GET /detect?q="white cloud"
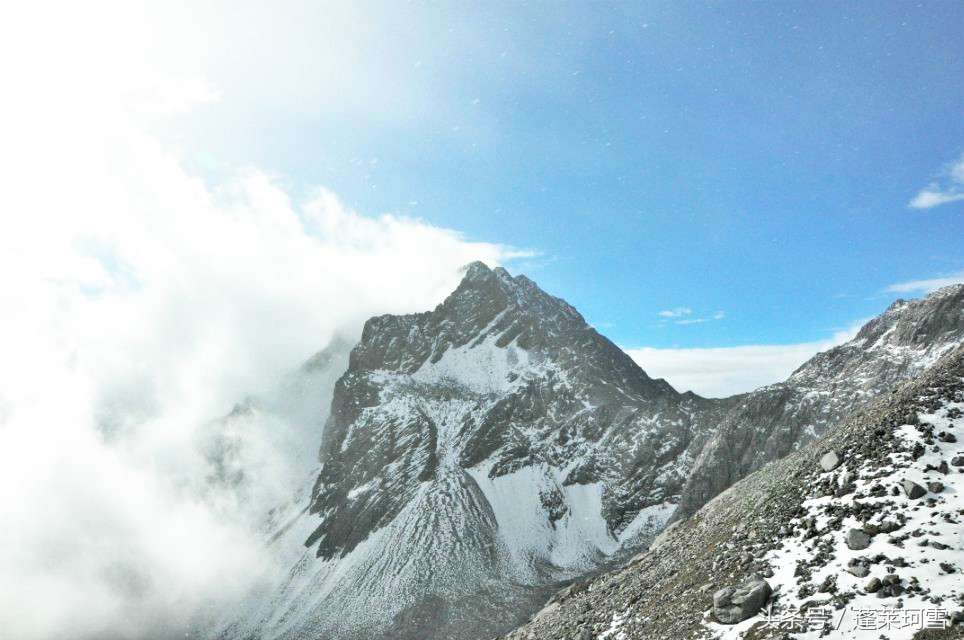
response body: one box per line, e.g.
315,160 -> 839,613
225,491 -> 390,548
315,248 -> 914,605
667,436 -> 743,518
625,324 -> 863,398
908,153 -> 964,209
664,310 -> 726,325
0,147 -> 515,640
908,187 -> 964,210
0,12 -> 521,638
953,157 -> 964,184
886,270 -> 964,294
126,74 -> 222,116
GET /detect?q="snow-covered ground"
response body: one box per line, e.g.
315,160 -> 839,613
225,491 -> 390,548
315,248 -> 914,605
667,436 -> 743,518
710,400 -> 963,639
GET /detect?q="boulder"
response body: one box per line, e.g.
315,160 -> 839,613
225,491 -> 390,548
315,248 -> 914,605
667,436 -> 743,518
902,480 -> 927,499
928,481 -> 945,493
819,451 -> 842,472
713,575 -> 772,625
952,455 -> 964,467
878,520 -> 901,534
846,557 -> 872,578
846,528 -> 873,551
868,574 -> 905,598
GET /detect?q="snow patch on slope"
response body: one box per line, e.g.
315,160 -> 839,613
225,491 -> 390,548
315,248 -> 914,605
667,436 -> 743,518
618,501 -> 677,544
709,399 -> 964,639
413,336 -> 532,394
466,460 -> 620,576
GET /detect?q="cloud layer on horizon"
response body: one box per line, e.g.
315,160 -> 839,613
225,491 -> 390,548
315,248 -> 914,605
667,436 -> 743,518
625,323 -> 863,398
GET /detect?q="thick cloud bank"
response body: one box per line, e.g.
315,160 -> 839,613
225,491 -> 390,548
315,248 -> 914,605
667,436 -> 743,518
0,43 -> 517,640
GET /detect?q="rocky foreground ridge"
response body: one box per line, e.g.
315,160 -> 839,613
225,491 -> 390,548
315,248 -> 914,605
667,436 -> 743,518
499,346 -> 964,640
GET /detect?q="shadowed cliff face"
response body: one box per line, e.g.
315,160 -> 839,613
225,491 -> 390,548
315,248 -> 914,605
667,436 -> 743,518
307,262 -> 727,559
678,284 -> 964,518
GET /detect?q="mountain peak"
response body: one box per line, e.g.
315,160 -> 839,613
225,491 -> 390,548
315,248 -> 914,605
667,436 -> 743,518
460,260 -> 495,281
851,283 -> 964,349
455,261 -> 539,300
929,281 -> 964,299
458,260 -> 515,288
351,264 -> 673,408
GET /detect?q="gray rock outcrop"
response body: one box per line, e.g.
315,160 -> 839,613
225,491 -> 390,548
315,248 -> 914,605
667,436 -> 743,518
712,576 -> 772,624
902,479 -> 927,499
846,528 -> 872,550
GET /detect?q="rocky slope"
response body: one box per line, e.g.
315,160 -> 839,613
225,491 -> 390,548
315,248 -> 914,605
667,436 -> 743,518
499,345 -> 964,640
217,262 -> 734,640
678,285 -> 964,518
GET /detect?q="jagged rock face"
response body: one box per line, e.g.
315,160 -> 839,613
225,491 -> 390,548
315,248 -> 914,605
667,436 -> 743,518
309,263 -> 725,557
678,284 -> 964,517
226,263 -> 729,640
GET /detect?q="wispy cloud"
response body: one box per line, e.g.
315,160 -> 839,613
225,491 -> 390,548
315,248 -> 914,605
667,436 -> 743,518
659,308 -> 726,325
886,270 -> 964,294
625,322 -> 864,398
909,152 -> 964,209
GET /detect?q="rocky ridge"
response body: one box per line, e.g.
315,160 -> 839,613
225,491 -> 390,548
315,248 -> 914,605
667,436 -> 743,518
499,345 -> 964,640
679,285 -> 964,518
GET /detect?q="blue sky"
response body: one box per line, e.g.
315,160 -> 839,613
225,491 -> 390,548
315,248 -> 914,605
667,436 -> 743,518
146,1 -> 964,353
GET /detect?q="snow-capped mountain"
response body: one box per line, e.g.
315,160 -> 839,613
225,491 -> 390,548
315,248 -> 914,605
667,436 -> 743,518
219,262 -> 731,640
217,269 -> 964,640
678,284 -> 964,518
